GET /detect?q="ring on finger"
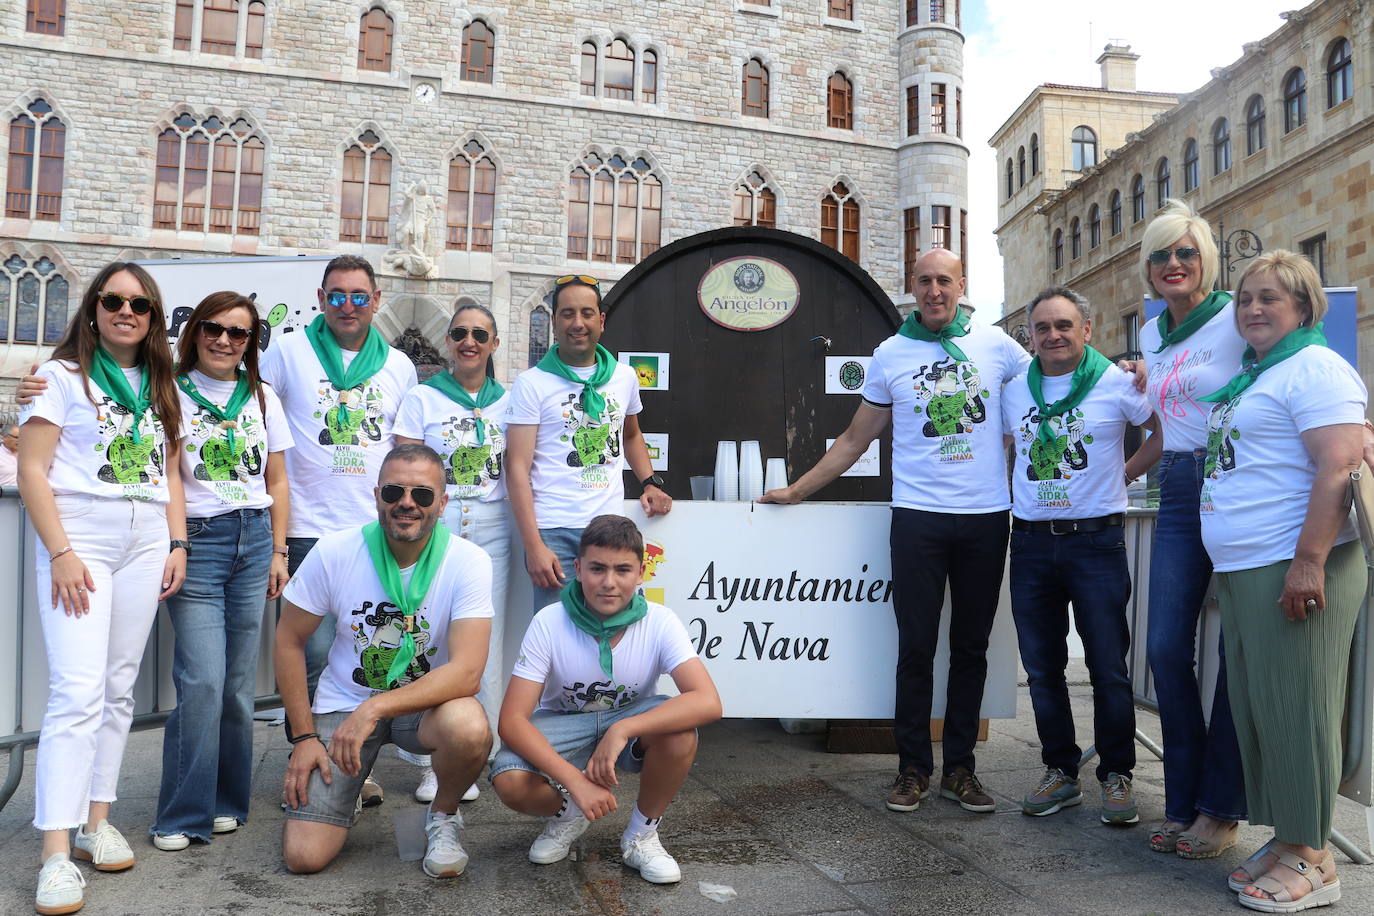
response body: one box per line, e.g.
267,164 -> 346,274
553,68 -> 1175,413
1305,597 -> 1318,609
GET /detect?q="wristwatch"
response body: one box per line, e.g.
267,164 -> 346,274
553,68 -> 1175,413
641,473 -> 667,492
169,539 -> 192,556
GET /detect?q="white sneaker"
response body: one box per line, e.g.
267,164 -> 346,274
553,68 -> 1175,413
361,775 -> 384,808
422,807 -> 468,878
36,853 -> 86,916
211,816 -> 238,834
415,767 -> 438,803
461,783 -> 480,802
152,834 -> 190,852
527,811 -> 589,865
72,820 -> 134,872
621,830 -> 681,884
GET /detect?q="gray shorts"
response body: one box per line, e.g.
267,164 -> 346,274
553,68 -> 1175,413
489,695 -> 671,782
284,710 -> 431,828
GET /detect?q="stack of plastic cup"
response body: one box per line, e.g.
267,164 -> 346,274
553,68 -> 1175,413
739,441 -> 764,501
714,441 -> 739,501
764,458 -> 788,492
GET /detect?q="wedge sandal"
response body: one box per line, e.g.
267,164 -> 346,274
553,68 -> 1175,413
1177,820 -> 1238,859
1148,820 -> 1187,853
1229,839 -> 1279,892
1237,850 -> 1340,913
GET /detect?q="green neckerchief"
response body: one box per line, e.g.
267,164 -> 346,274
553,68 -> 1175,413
537,343 -> 616,422
90,346 -> 151,445
560,579 -> 648,680
361,520 -> 452,689
1027,345 -> 1112,446
304,314 -> 390,430
897,306 -> 972,362
176,371 -> 254,454
423,373 -> 506,446
1200,323 -> 1328,405
1150,290 -> 1232,354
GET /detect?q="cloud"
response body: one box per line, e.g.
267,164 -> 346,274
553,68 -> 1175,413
964,0 -> 1297,318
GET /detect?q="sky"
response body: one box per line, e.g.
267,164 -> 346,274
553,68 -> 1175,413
963,0 -> 1300,319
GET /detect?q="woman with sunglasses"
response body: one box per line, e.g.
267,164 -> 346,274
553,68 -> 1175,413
394,303 -> 510,802
1137,200 -> 1248,861
17,262 -> 186,915
150,291 -> 293,852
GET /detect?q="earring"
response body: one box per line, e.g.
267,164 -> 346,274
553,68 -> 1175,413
89,319 -> 97,333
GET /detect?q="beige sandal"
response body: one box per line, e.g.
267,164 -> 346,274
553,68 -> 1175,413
1229,839 -> 1278,892
1238,850 -> 1340,913
1176,820 -> 1238,859
1148,820 -> 1187,853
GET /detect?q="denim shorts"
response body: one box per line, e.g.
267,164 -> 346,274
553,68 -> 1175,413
489,695 -> 671,781
283,710 -> 431,828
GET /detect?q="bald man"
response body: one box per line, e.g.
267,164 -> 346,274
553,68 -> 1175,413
761,249 -> 1030,815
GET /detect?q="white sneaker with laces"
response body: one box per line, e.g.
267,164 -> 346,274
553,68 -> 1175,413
621,830 -> 682,884
36,853 -> 86,916
414,768 -> 438,803
152,834 -> 190,852
211,816 -> 238,834
72,820 -> 134,872
422,807 -> 468,878
461,783 -> 480,802
527,811 -> 589,865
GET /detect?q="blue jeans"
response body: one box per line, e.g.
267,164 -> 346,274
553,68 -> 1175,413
154,509 -> 272,840
1010,524 -> 1135,782
1146,450 -> 1247,823
532,526 -> 584,613
286,536 -> 331,704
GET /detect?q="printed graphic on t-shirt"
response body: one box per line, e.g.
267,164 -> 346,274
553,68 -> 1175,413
1011,405 -> 1092,509
436,414 -> 505,498
313,379 -> 385,476
1151,346 -> 1217,423
559,677 -> 637,711
182,402 -> 266,506
911,357 -> 989,461
347,598 -> 437,692
558,391 -> 625,490
1200,399 -> 1241,514
93,399 -> 166,500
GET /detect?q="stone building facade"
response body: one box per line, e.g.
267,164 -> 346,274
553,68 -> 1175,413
990,0 -> 1374,386
0,0 -> 970,406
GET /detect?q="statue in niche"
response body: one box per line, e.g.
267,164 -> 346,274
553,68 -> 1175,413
392,326 -> 449,381
383,182 -> 438,278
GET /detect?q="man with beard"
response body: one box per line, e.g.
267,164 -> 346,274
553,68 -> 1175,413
274,444 -> 493,877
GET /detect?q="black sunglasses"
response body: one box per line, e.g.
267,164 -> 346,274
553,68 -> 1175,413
1147,246 -> 1201,265
379,484 -> 437,507
199,319 -> 253,344
98,292 -> 154,315
448,326 -> 491,344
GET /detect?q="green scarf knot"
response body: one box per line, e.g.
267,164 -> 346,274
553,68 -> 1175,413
897,307 -> 972,362
304,315 -> 390,431
537,343 -> 616,422
361,520 -> 452,689
1200,323 -> 1328,405
560,579 -> 648,680
90,346 -> 152,444
422,373 -> 506,446
1027,346 -> 1112,446
176,372 -> 254,454
1150,290 -> 1231,354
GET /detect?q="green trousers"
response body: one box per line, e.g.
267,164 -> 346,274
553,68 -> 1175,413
1215,538 -> 1366,848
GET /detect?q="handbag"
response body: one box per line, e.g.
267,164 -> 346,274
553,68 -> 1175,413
1349,461 -> 1374,554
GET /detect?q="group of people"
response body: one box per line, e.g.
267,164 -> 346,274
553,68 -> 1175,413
9,196 -> 1368,915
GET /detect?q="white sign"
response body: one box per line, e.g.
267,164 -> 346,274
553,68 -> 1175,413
642,432 -> 669,471
825,356 -> 871,394
826,438 -> 880,477
631,502 -> 1018,719
618,352 -> 671,391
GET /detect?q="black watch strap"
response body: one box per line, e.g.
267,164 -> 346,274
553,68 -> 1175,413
641,473 -> 666,491
169,538 -> 192,555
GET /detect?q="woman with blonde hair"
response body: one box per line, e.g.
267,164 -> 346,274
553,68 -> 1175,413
1200,250 -> 1365,911
1137,200 -> 1248,860
18,261 -> 187,915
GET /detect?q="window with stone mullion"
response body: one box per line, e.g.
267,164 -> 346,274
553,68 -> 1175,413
5,101 -> 66,222
0,254 -> 70,345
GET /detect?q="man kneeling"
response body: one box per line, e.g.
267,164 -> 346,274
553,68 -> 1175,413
276,444 -> 494,877
492,515 -> 721,884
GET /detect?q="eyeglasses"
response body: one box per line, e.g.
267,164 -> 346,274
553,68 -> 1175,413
379,484 -> 437,507
1147,246 -> 1201,265
98,292 -> 154,315
323,290 -> 374,308
199,319 -> 252,344
448,326 -> 491,344
555,275 -> 601,289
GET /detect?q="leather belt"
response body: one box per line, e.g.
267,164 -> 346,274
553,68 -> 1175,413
1012,513 -> 1124,535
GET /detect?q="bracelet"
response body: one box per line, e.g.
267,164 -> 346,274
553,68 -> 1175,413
272,545 -> 289,556
287,731 -> 321,745
49,546 -> 73,563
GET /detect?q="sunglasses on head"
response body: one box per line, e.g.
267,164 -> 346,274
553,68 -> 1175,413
98,292 -> 154,315
1147,246 -> 1201,265
199,319 -> 252,344
448,326 -> 491,344
379,484 -> 437,507
323,290 -> 373,308
555,274 -> 600,289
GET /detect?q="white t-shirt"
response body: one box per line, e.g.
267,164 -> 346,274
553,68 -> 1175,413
177,370 -> 294,518
283,526 -> 495,714
1003,363 -> 1153,520
1199,346 -> 1366,572
1140,299 -> 1248,452
260,331 -> 417,538
861,320 -> 1031,513
512,601 -> 698,713
19,360 -> 172,503
508,361 -> 643,528
393,382 -> 511,502
0,445 -> 16,487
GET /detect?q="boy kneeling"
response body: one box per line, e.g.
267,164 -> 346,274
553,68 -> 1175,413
492,515 -> 721,883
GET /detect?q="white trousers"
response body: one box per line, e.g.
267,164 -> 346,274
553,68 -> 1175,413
33,495 -> 168,830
